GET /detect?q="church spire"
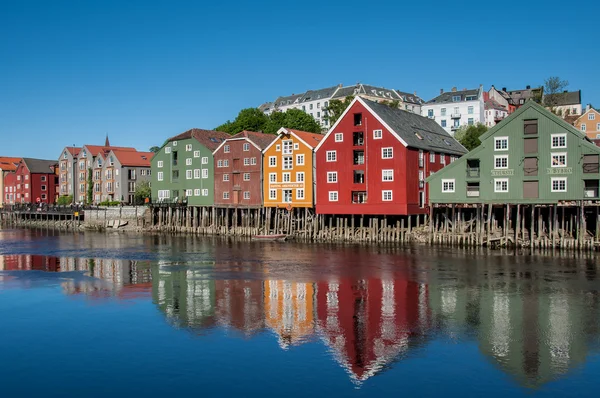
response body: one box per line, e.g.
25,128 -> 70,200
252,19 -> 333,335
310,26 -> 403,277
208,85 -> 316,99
105,134 -> 110,147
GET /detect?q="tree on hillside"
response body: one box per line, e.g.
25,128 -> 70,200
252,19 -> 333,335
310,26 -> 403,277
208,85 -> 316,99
454,124 -> 488,151
264,108 -> 321,134
214,120 -> 237,134
149,146 -> 160,153
324,96 -> 354,126
543,76 -> 569,113
215,108 -> 269,135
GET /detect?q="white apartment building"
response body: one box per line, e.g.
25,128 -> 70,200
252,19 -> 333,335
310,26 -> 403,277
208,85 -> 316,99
484,99 -> 509,128
421,86 -> 485,136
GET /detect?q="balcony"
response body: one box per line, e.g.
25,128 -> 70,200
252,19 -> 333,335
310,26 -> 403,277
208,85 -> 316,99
451,125 -> 460,131
451,112 -> 461,119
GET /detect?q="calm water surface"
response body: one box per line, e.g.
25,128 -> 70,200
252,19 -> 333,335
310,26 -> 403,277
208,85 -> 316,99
1,228 -> 600,397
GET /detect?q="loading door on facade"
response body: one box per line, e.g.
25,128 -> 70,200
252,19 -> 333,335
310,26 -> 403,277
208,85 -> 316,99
523,181 -> 539,199
233,191 -> 239,205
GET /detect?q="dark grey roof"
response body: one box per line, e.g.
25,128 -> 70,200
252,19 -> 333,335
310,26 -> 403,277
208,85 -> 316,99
363,99 -> 467,155
258,102 -> 273,113
361,85 -> 401,100
300,86 -> 339,102
21,158 -> 57,173
544,90 -> 581,106
506,86 -> 543,105
425,88 -> 480,105
331,85 -> 357,99
396,90 -> 424,105
274,93 -> 305,107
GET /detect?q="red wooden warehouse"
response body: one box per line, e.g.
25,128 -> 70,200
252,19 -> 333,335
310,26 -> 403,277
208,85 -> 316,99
10,158 -> 59,204
315,97 -> 466,215
213,131 -> 276,207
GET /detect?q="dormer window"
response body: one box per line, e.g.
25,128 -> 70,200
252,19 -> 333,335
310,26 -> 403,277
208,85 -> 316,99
452,95 -> 461,102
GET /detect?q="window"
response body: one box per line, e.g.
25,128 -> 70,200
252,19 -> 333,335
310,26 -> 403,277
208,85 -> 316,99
186,170 -> 193,179
251,157 -> 257,165
293,143 -> 299,150
551,177 -> 567,192
296,172 -> 304,182
430,152 -> 436,163
582,124 -> 587,132
551,153 -> 567,167
194,169 -> 200,179
217,160 -> 223,168
194,189 -> 201,196
441,120 -> 447,127
427,109 -> 434,117
589,113 -> 596,120
296,154 -> 305,165
223,192 -> 230,199
452,95 -> 461,102
597,123 -> 600,131
382,169 -> 393,181
201,157 -> 208,165
373,129 -> 382,139
165,147 -> 171,154
269,156 -> 276,167
524,119 -> 538,134
223,160 -> 229,167
329,191 -> 338,201
283,156 -> 293,170
243,173 -> 250,181
194,150 -> 200,158
442,179 -> 455,193
494,137 -> 508,151
172,141 -> 177,146
276,144 -> 281,152
494,178 -> 509,192
551,134 -> 567,148
382,147 -> 393,159
185,189 -> 193,197
494,155 -> 508,169
335,133 -> 343,142
283,140 -> 293,154
468,106 -> 474,114
224,145 -> 230,153
310,104 -> 313,110
269,189 -> 277,200
202,189 -> 208,196
296,189 -> 305,200
243,143 -> 250,151
41,185 -> 47,191
354,113 -> 362,126
186,158 -> 192,166
269,173 -> 277,183
244,158 -> 250,166
202,169 -> 208,179
441,108 -> 446,116
327,172 -> 337,183
186,144 -> 192,151
223,174 -> 230,181
468,118 -> 474,125
440,153 -> 446,164
243,191 -> 250,200
41,176 -> 46,182
157,172 -> 164,181
282,173 -> 291,182
382,190 -> 393,201
326,151 -> 337,162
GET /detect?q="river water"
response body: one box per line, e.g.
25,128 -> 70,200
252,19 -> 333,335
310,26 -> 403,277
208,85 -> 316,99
1,228 -> 599,397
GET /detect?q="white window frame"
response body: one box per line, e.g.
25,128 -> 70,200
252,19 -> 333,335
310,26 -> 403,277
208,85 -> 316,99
283,156 -> 293,170
223,160 -> 229,167
494,136 -> 509,151
269,189 -> 277,200
494,155 -> 508,169
251,157 -> 257,165
589,113 -> 596,120
329,191 -> 338,202
276,144 -> 281,152
430,152 -> 435,163
157,160 -> 163,168
382,190 -> 393,201
244,158 -> 250,166
194,189 -> 201,196
224,145 -> 230,153
223,174 -> 230,182
186,158 -> 192,166
185,170 -> 192,179
293,143 -> 299,150
165,147 -> 171,154
269,173 -> 277,183
296,189 -> 305,200
327,172 -> 337,183
551,133 -> 567,149
269,156 -> 276,167
172,141 -> 177,147
185,189 -> 193,197
201,157 -> 208,165
202,169 -> 208,179
326,150 -> 337,162
243,173 -> 250,181
243,191 -> 250,199
296,172 -> 304,182
373,129 -> 382,139
223,191 -> 230,199
217,160 -> 223,168
551,152 -> 567,168
382,147 -> 393,159
551,177 -> 567,192
194,150 -> 200,158
582,124 -> 587,132
157,172 -> 164,181
282,172 -> 291,182
194,169 -> 200,179
202,189 -> 208,196
382,169 -> 393,181
441,179 -> 455,193
334,133 -> 343,142
282,140 -> 293,155
494,178 -> 509,193
243,143 -> 250,151
186,144 -> 193,151
296,154 -> 305,166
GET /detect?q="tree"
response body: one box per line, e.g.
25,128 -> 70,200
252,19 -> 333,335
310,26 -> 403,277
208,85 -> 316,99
215,120 -> 237,134
215,108 -> 269,135
56,195 -> 73,206
134,181 -> 152,205
543,76 -> 569,114
264,108 -> 321,134
380,100 -> 400,109
324,96 -> 354,126
454,124 -> 488,151
149,146 -> 160,153
86,168 -> 93,204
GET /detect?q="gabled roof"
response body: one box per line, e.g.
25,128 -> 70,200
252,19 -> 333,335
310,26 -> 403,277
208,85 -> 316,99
263,128 -> 323,153
544,90 -> 581,106
485,99 -> 507,111
574,108 -> 600,125
425,87 -> 481,105
0,157 -> 22,172
20,158 -> 57,174
274,93 -> 305,107
83,145 -> 136,158
168,128 -> 231,151
230,130 -> 277,150
111,150 -> 153,167
61,147 -> 81,157
396,90 -> 424,105
300,86 -> 339,103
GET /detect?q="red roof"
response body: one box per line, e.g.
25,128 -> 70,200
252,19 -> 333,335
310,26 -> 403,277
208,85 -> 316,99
286,129 -> 323,148
229,130 -> 277,150
112,151 -> 153,167
83,145 -> 136,157
168,128 -> 231,151
0,157 -> 22,172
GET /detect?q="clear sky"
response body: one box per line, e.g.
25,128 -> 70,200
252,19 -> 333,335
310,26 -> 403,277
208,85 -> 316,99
1,0 -> 597,159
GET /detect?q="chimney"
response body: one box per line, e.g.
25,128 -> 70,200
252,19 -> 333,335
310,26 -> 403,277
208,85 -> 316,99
451,87 -> 457,92
586,104 -> 591,111
440,88 -> 444,94
414,91 -> 417,96
526,85 -> 531,89
502,87 -> 507,92
339,83 -> 343,87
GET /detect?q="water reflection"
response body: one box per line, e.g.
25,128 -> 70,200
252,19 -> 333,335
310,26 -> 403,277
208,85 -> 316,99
1,238 -> 600,390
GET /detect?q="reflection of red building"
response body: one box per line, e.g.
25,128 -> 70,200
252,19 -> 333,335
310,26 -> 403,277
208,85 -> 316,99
316,274 -> 428,383
0,254 -> 59,271
215,278 -> 265,335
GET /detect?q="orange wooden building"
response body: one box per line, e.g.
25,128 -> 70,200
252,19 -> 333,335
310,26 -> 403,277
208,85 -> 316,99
262,127 -> 322,208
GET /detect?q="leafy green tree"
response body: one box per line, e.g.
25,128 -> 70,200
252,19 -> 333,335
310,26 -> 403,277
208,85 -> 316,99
56,195 -> 73,206
149,146 -> 160,153
215,120 -> 237,134
86,168 -> 93,204
324,96 -> 354,126
215,108 -> 269,135
134,181 -> 152,205
264,108 -> 321,134
454,124 -> 488,151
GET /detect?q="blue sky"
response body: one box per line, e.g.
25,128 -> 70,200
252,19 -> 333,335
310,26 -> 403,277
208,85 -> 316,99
1,0 -> 597,159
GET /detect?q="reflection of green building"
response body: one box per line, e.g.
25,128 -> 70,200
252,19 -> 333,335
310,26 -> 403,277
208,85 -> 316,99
428,266 -> 598,389
151,262 -> 216,331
